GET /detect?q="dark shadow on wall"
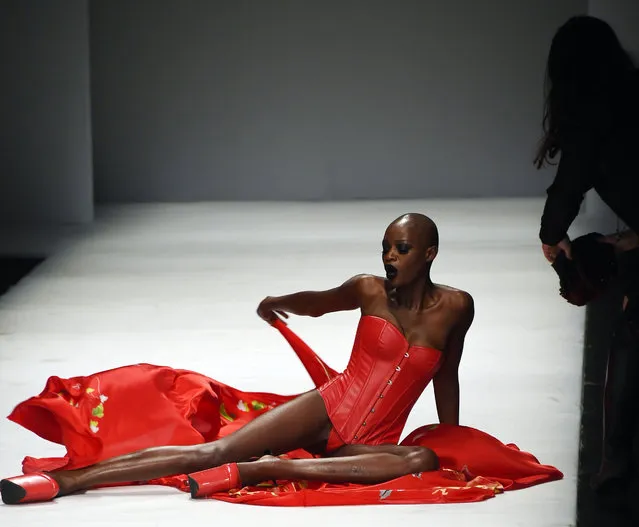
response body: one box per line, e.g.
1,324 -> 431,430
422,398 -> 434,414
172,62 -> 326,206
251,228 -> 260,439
0,257 -> 45,297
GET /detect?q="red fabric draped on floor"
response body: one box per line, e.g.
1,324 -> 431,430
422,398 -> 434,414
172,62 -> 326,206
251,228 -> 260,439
6,320 -> 563,506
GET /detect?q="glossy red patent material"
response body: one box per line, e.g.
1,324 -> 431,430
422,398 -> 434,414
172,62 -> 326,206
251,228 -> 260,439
0,472 -> 59,504
188,463 -> 241,498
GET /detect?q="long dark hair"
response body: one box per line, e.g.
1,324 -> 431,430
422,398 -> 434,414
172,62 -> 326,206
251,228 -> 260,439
534,16 -> 635,169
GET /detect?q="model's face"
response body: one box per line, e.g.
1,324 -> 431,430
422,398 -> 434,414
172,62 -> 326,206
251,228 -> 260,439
381,221 -> 436,287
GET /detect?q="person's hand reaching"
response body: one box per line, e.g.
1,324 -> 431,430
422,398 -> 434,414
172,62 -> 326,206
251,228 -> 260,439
542,236 -> 572,263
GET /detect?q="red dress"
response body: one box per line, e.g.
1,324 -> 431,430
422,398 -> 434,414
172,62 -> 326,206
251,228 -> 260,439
5,317 -> 563,506
319,315 -> 443,451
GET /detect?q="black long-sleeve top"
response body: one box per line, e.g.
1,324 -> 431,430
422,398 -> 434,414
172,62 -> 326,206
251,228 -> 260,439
539,71 -> 639,246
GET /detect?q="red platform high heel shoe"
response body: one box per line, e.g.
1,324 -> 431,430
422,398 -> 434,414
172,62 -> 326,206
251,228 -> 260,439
1,473 -> 60,504
187,463 -> 241,498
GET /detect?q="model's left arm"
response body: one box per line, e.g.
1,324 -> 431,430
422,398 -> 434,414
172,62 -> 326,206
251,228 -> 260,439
433,292 -> 475,425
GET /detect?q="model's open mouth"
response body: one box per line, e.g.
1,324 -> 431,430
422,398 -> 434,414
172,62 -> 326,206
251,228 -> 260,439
384,264 -> 398,280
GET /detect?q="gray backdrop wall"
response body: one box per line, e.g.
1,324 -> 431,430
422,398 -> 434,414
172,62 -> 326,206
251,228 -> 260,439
10,0 -> 631,226
90,0 -> 586,203
0,0 -> 93,226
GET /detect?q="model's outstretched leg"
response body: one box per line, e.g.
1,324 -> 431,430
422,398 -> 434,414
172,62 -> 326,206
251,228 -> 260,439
188,443 -> 438,497
1,390 -> 330,504
241,444 -> 438,485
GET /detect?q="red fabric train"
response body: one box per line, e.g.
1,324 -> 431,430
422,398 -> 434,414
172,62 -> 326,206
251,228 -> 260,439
6,320 -> 563,506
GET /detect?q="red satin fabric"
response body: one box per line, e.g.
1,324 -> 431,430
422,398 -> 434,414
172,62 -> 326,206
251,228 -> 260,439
6,318 -> 563,506
319,315 -> 442,449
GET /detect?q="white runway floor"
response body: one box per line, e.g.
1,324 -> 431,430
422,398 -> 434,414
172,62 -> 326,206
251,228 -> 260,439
0,199 -> 587,527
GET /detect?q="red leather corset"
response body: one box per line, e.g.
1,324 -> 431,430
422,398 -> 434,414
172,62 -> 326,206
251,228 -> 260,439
318,315 -> 443,446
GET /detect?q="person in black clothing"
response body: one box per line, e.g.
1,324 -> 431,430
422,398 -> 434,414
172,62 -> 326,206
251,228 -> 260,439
534,15 -> 639,506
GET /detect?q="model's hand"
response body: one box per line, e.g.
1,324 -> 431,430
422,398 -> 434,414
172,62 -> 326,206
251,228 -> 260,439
542,237 -> 572,263
257,296 -> 289,324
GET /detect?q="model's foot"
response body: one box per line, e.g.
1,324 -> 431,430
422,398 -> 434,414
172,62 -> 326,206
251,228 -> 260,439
188,463 -> 242,498
0,473 -> 60,505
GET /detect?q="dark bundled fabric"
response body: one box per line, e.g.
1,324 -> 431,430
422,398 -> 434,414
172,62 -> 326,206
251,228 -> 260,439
551,233 -> 618,306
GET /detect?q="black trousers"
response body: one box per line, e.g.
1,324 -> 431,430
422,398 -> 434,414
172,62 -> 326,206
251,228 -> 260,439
618,248 -> 639,335
603,312 -> 639,471
601,248 -> 639,481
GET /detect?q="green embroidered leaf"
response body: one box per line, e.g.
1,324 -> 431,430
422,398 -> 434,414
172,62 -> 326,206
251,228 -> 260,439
92,403 -> 104,418
219,403 -> 235,421
251,401 -> 266,411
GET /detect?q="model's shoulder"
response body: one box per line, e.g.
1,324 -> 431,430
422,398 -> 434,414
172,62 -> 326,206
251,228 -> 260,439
346,274 -> 384,286
345,274 -> 382,291
439,285 -> 474,314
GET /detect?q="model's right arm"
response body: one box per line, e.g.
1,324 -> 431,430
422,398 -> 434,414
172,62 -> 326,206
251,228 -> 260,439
257,274 -> 372,322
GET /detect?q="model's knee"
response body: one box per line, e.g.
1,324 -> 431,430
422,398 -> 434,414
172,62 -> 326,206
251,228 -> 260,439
405,447 -> 439,473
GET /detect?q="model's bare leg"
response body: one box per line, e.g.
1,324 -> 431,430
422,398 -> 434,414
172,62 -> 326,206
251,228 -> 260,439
50,390 -> 330,495
238,444 -> 439,486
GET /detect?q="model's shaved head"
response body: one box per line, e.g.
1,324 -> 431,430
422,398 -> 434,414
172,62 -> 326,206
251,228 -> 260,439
390,213 -> 439,248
